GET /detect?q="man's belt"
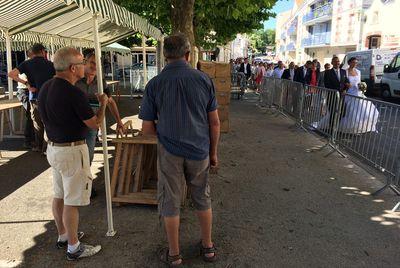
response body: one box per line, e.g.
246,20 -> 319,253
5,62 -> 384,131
48,140 -> 86,147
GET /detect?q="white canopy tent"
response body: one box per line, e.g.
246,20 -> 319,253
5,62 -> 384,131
102,42 -> 131,82
0,0 -> 165,236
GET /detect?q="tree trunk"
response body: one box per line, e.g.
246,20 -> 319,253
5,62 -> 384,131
170,0 -> 197,67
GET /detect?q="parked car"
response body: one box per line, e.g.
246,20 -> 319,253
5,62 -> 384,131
342,48 -> 400,95
381,52 -> 400,99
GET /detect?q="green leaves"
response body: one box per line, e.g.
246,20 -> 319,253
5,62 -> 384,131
113,0 -> 277,49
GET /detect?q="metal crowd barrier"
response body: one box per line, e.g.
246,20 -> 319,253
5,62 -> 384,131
260,77 -> 400,198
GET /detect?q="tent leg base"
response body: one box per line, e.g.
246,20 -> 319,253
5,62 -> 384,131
106,230 -> 117,237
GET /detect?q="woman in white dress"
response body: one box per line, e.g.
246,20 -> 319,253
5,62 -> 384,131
339,57 -> 379,134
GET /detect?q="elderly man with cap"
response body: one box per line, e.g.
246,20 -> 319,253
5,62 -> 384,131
38,47 -> 108,261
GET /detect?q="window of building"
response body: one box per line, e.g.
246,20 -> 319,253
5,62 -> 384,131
368,35 -> 381,49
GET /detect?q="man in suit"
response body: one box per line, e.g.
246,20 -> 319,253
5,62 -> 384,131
281,62 -> 295,81
238,57 -> 252,80
323,56 -> 350,133
294,60 -> 311,84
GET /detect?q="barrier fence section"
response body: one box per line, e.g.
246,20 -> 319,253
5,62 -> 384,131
261,77 -> 400,197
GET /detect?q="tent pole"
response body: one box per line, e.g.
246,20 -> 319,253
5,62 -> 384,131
5,31 -> 13,100
93,13 -> 116,237
122,55 -> 126,88
5,30 -> 14,131
110,51 -> 114,80
142,36 -> 147,87
50,36 -> 55,61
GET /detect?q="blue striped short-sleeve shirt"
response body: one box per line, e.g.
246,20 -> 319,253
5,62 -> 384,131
139,60 -> 217,160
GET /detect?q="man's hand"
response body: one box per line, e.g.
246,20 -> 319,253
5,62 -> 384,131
210,153 -> 218,173
96,93 -> 108,106
28,86 -> 38,93
116,121 -> 126,136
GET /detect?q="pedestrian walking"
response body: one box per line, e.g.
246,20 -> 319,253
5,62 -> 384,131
323,56 -> 350,132
38,47 -> 108,261
139,33 -> 220,266
272,61 -> 285,78
8,43 -> 55,153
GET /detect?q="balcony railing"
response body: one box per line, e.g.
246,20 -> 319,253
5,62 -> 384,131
302,3 -> 333,24
286,42 -> 296,51
287,25 -> 297,36
281,32 -> 287,40
302,32 -> 331,47
279,45 -> 286,52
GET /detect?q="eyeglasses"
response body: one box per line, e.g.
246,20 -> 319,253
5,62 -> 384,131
71,59 -> 86,66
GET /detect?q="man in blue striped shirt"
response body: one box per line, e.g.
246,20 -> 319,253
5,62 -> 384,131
139,33 -> 220,266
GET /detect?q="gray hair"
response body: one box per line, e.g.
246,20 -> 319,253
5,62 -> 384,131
53,47 -> 81,71
163,33 -> 191,59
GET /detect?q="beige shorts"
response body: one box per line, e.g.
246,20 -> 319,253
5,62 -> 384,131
46,143 -> 93,206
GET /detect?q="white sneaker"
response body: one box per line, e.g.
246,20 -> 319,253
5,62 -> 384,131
66,243 -> 101,261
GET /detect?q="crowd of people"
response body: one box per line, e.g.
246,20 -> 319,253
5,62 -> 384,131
230,55 -> 379,134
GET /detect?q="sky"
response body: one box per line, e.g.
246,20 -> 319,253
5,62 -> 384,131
263,0 -> 294,30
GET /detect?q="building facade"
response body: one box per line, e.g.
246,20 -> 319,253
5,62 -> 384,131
230,34 -> 250,59
275,0 -> 400,65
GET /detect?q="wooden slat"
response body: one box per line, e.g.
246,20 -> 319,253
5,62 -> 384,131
124,144 -> 136,194
133,144 -> 144,192
112,191 -> 158,205
112,135 -> 157,144
0,99 -> 22,112
117,143 -> 130,195
110,142 -> 122,197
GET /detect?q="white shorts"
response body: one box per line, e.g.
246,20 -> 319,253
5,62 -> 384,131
46,143 -> 93,206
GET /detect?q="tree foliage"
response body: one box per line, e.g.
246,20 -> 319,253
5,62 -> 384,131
113,0 -> 277,49
249,29 -> 276,53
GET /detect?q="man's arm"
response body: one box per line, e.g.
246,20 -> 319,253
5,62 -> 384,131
106,97 -> 124,133
142,120 -> 156,135
83,94 -> 108,129
208,110 -> 220,168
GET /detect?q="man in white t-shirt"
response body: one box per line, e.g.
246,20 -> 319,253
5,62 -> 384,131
272,61 -> 285,79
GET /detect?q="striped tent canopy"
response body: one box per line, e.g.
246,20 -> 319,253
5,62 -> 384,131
0,0 -> 163,51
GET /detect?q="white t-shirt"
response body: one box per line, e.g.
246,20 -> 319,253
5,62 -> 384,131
272,68 -> 285,79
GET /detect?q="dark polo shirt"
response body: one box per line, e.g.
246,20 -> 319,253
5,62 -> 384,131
38,77 -> 94,143
139,60 -> 217,161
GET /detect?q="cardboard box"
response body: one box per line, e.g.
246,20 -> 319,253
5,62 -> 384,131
215,62 -> 231,78
198,60 -> 215,78
220,119 -> 230,133
218,105 -> 229,121
213,77 -> 231,92
216,91 -> 230,105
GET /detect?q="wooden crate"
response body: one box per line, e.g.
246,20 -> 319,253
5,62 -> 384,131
212,77 -> 231,92
110,135 -> 159,205
218,105 -> 229,121
198,60 -> 215,78
215,62 -> 230,78
216,91 -> 230,105
220,119 -> 230,133
110,135 -> 187,205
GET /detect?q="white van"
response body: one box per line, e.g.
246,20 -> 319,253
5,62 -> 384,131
381,52 -> 400,98
342,48 -> 400,94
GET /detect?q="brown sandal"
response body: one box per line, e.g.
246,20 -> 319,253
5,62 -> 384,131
158,248 -> 183,267
198,241 -> 217,263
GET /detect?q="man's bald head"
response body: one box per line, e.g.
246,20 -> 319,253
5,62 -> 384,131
53,47 -> 82,72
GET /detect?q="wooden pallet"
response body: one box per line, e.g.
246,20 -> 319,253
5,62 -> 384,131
110,135 -> 158,205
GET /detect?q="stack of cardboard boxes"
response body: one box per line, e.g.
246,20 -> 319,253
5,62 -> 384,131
199,60 -> 231,133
